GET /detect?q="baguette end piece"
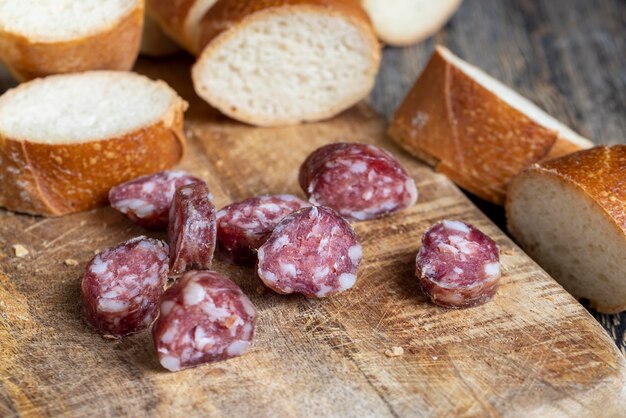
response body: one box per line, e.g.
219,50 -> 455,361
390,46 -> 592,205
506,146 -> 626,314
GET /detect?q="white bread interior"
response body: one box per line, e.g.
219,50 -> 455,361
438,47 -> 592,149
192,7 -> 380,127
141,13 -> 180,56
0,0 -> 138,41
508,169 -> 626,314
0,71 -> 177,144
361,0 -> 462,46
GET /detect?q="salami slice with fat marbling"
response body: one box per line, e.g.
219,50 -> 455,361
299,143 -> 417,221
168,181 -> 217,276
216,194 -> 311,264
416,220 -> 501,308
152,270 -> 256,372
257,206 -> 362,298
109,171 -> 202,229
81,236 -> 169,337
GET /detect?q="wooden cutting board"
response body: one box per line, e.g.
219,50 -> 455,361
0,57 -> 624,418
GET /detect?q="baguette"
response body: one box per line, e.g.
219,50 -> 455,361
506,146 -> 626,314
0,0 -> 144,81
361,0 -> 462,46
146,0 -> 219,53
389,46 -> 593,205
192,0 -> 381,127
141,13 -> 181,57
0,71 -> 188,216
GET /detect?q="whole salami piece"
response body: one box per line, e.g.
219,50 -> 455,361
257,206 -> 362,298
299,143 -> 418,221
416,220 -> 501,308
109,171 -> 202,230
168,181 -> 217,276
81,236 -> 169,337
216,194 -> 311,265
152,270 -> 256,372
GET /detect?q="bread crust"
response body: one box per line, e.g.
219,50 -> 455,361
146,0 -> 199,53
0,1 -> 144,81
506,145 -> 626,313
193,0 -> 380,126
141,13 -> 181,56
389,46 -> 592,205
0,80 -> 188,217
362,0 -> 462,47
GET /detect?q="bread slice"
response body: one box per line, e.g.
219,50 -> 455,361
146,0 -> 218,53
389,46 -> 593,205
0,71 -> 188,216
361,0 -> 462,46
192,0 -> 381,127
506,146 -> 626,314
0,0 -> 144,81
141,13 -> 181,56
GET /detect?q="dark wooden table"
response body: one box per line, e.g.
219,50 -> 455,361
370,0 -> 625,353
0,0 -> 623,353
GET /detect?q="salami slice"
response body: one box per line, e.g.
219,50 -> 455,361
216,194 -> 311,265
257,206 -> 362,298
299,143 -> 418,221
168,181 -> 217,275
81,236 -> 169,337
152,270 -> 256,372
416,220 -> 501,308
109,171 -> 202,230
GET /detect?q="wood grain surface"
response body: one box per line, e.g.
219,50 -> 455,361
371,0 -> 626,351
0,54 -> 625,417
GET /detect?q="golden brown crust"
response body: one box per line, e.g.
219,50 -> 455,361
0,99 -> 187,217
532,145 -> 626,234
389,46 -> 590,205
0,3 -> 143,81
199,0 -> 372,49
146,0 -> 199,52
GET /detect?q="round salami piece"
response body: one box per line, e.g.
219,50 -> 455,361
416,220 -> 501,308
299,143 -> 418,221
109,171 -> 202,230
168,181 -> 217,276
257,206 -> 362,298
216,194 -> 311,265
152,270 -> 256,372
81,236 -> 169,337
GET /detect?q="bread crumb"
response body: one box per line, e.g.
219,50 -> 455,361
94,249 -> 101,255
64,258 -> 79,266
432,355 -> 438,361
384,346 -> 404,357
12,244 -> 29,257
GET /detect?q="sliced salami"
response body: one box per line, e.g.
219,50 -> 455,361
168,181 -> 217,276
81,236 -> 169,337
109,171 -> 202,230
416,220 -> 501,308
152,270 -> 256,372
257,206 -> 362,298
299,143 -> 418,221
216,194 -> 311,265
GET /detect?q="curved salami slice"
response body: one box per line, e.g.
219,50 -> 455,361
109,171 -> 202,230
81,236 -> 169,337
257,206 -> 362,298
152,270 -> 256,372
299,143 -> 418,221
216,194 -> 311,265
168,181 -> 217,275
416,220 -> 501,308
